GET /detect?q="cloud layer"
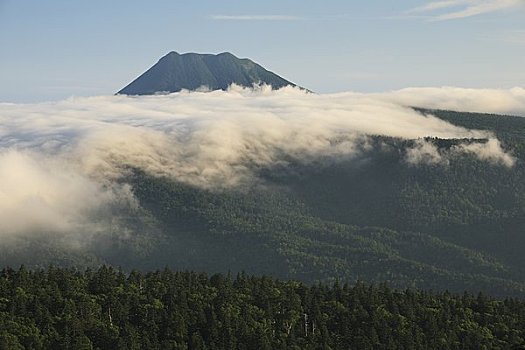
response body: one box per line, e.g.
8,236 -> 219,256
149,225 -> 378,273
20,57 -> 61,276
376,87 -> 525,115
0,85 -> 521,238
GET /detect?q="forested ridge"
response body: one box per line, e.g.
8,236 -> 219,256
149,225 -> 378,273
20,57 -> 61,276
2,266 -> 525,349
2,110 -> 525,297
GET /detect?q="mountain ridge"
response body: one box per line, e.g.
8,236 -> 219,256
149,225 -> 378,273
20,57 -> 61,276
118,51 -> 299,95
3,109 -> 525,297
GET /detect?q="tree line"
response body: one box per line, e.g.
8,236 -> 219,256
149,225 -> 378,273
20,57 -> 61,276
1,266 -> 525,349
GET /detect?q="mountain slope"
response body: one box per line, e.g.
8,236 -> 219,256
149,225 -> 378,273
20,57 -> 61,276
3,109 -> 525,297
118,51 -> 297,95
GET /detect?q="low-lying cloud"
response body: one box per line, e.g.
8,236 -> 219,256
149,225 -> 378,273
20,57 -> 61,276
0,149 -> 135,242
0,85 -> 521,238
378,87 -> 525,115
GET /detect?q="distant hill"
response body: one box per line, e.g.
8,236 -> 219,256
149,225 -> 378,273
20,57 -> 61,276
118,51 -> 298,95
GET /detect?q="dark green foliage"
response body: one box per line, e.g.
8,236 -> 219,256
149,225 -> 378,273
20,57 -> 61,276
3,109 -> 525,298
125,165 -> 525,298
117,108 -> 525,297
2,266 -> 525,349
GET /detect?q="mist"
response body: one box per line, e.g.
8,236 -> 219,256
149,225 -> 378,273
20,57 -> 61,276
0,85 -> 520,238
376,87 -> 525,116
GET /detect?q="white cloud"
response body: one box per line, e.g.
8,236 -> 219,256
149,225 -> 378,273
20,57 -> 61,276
408,0 -> 522,20
0,149 -> 131,240
0,85 -> 520,238
410,0 -> 471,12
376,87 -> 525,115
455,139 -> 516,167
210,15 -> 302,21
406,140 -> 447,166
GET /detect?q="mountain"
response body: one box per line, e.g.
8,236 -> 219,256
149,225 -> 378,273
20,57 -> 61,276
4,109 -> 525,298
118,51 -> 298,95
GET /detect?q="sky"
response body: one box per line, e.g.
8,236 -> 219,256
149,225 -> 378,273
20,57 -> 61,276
0,0 -> 524,102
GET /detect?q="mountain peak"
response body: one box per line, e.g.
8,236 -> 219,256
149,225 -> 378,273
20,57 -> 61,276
217,51 -> 236,57
118,51 -> 298,95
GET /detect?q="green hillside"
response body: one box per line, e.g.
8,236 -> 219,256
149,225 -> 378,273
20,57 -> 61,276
2,110 -> 525,297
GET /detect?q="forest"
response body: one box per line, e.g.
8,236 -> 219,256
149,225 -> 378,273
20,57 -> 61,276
2,110 -> 525,298
2,266 -> 525,349
2,109 -> 525,347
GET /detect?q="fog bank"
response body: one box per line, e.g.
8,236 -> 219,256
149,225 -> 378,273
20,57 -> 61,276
0,85 -> 519,238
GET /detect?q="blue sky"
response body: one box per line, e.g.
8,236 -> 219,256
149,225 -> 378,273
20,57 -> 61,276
0,0 -> 524,102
